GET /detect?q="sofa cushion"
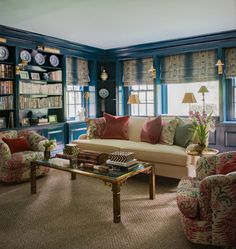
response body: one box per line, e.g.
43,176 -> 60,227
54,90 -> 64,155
121,141 -> 190,166
87,117 -> 106,139
102,113 -> 129,140
174,122 -> 195,148
141,116 -> 162,144
74,139 -> 136,154
160,118 -> 178,145
217,160 -> 236,175
128,117 -> 146,142
2,137 -> 31,154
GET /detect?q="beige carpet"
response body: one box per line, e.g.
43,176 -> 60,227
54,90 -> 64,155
0,170 -> 220,249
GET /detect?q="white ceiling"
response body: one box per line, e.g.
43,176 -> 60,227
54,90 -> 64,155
0,0 -> 235,49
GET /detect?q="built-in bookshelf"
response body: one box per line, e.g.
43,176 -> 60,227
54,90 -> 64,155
16,48 -> 64,127
0,45 -> 15,128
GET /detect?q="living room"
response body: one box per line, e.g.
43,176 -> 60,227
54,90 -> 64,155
0,0 -> 236,248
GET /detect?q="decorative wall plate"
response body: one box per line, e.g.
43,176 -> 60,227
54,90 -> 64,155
0,46 -> 9,61
49,55 -> 59,67
20,50 -> 31,63
35,53 -> 45,65
99,88 -> 109,99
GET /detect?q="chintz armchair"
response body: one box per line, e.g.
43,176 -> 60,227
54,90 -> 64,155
177,151 -> 236,247
0,130 -> 49,183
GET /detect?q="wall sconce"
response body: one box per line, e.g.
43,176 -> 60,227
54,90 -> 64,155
15,60 -> 28,75
198,85 -> 209,114
148,66 -> 156,79
215,59 -> 224,75
0,37 -> 7,43
182,92 -> 197,115
100,67 -> 108,81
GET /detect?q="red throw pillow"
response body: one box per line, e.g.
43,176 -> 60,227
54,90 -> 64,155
217,160 -> 236,175
102,113 -> 129,140
141,116 -> 162,144
2,137 -> 31,154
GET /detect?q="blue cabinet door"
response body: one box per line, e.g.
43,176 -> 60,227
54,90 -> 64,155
67,122 -> 87,143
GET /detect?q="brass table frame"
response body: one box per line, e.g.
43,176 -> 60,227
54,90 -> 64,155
30,160 -> 155,223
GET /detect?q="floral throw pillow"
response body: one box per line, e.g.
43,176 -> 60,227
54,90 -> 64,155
160,118 -> 178,145
87,117 -> 106,139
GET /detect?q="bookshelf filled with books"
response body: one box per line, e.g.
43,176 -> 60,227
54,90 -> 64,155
17,48 -> 64,127
0,45 -> 15,129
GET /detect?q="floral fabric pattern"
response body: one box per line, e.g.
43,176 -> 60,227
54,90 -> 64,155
160,118 -> 178,145
0,130 -> 49,183
177,151 -> 236,247
87,117 -> 106,139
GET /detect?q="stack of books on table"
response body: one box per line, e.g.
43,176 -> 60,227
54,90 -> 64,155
106,151 -> 139,171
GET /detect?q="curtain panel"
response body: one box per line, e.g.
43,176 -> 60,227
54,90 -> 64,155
123,57 -> 154,86
160,50 -> 217,84
225,48 -> 236,78
66,56 -> 90,86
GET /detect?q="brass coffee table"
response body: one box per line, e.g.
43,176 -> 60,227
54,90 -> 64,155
30,159 -> 155,223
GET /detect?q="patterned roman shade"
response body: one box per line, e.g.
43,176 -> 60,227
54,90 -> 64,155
66,56 -> 90,86
225,48 -> 236,78
123,57 -> 154,86
160,50 -> 217,84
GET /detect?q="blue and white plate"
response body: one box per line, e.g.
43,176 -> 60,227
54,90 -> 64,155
49,55 -> 59,67
35,53 -> 45,65
20,50 -> 31,63
0,46 -> 9,61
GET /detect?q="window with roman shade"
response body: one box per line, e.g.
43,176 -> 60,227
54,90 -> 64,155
225,47 -> 236,78
66,56 -> 90,86
66,56 -> 90,120
160,50 -> 218,84
160,50 -> 219,116
225,48 -> 236,120
123,57 -> 154,116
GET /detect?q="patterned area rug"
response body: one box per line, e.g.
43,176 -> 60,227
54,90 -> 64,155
0,170 -> 220,249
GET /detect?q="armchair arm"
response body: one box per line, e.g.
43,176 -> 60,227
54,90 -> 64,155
0,141 -> 11,166
199,172 -> 236,220
27,132 -> 48,152
176,177 -> 200,218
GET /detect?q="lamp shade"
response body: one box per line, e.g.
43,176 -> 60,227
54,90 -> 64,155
127,94 -> 141,104
182,93 -> 197,103
198,86 -> 209,94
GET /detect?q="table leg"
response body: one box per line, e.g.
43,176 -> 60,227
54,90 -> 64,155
149,166 -> 155,200
112,182 -> 121,223
31,162 -> 37,194
71,172 -> 76,180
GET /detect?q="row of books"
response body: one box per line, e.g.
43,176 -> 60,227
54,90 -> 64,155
19,96 -> 62,109
0,81 -> 13,94
0,64 -> 14,79
48,70 -> 62,81
20,82 -> 62,95
0,96 -> 13,110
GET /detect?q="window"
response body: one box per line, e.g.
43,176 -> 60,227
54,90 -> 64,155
66,85 -> 84,120
129,84 -> 154,116
167,81 -> 219,116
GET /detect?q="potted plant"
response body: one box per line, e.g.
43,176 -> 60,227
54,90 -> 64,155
190,111 -> 215,153
43,139 -> 57,160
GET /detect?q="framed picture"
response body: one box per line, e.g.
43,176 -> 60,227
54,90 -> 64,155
0,117 -> 6,128
21,118 -> 30,126
31,72 -> 40,80
48,115 -> 57,124
19,71 -> 29,80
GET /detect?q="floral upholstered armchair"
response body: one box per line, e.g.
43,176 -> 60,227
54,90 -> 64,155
177,151 -> 236,247
0,130 -> 49,183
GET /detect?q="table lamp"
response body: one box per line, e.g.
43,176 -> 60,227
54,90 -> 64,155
127,94 -> 141,104
198,86 -> 209,114
182,92 -> 197,115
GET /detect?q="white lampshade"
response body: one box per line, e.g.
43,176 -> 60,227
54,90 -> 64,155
127,94 -> 141,104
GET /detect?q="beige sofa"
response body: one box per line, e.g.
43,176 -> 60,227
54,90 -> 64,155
74,116 -> 196,179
